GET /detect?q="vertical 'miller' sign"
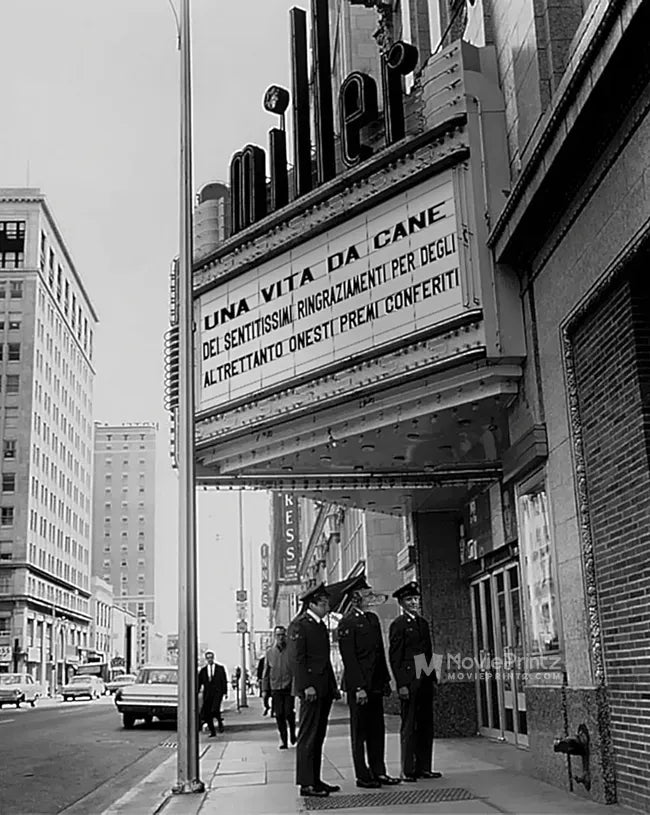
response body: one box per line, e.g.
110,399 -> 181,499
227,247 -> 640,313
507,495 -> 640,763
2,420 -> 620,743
228,3 -> 419,237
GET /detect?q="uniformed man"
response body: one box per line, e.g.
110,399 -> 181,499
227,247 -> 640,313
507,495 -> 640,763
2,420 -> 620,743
337,575 -> 401,789
388,581 -> 442,781
288,583 -> 341,798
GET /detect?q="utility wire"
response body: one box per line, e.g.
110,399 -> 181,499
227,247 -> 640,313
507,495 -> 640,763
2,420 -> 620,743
433,0 -> 466,55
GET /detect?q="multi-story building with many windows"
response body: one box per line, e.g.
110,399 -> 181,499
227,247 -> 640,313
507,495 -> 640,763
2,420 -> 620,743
91,422 -> 156,666
0,189 -> 96,687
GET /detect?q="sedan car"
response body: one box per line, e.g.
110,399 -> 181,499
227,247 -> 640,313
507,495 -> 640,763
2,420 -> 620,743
61,674 -> 105,701
105,673 -> 137,695
114,665 -> 177,728
0,674 -> 43,708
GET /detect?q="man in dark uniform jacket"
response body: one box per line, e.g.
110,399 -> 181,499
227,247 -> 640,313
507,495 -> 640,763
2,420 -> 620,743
197,650 -> 228,736
388,581 -> 442,781
337,576 -> 401,789
288,583 -> 341,798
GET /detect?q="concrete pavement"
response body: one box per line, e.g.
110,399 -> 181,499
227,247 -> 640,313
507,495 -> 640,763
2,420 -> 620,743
103,698 -> 635,815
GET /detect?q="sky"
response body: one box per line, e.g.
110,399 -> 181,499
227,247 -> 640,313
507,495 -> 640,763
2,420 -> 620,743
0,0 -> 297,666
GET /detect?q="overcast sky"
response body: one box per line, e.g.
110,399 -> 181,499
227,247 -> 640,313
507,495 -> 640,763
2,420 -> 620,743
0,0 -> 296,666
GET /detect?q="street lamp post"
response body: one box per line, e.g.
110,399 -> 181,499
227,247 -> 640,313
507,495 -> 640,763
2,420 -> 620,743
239,490 -> 248,708
172,0 -> 203,796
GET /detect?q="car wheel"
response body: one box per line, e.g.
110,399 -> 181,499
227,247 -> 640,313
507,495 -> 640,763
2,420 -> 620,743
123,713 -> 136,729
143,715 -> 153,727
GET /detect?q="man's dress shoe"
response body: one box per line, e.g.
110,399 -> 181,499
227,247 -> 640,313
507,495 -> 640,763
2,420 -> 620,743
317,782 -> 341,793
419,770 -> 442,779
300,786 -> 328,797
376,774 -> 401,785
356,779 -> 381,789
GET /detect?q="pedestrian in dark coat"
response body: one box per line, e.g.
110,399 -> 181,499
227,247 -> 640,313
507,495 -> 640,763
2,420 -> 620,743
388,581 -> 441,780
288,583 -> 341,799
197,649 -> 228,736
337,575 -> 401,789
257,655 -> 272,715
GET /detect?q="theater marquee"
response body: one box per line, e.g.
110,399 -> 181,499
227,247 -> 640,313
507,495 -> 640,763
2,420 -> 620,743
197,172 -> 467,412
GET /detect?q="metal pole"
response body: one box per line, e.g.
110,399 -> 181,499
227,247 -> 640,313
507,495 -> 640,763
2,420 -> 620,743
249,535 -> 255,670
173,0 -> 203,795
239,490 -> 248,708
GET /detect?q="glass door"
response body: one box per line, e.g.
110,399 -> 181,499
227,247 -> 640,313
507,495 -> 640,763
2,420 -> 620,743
471,563 -> 528,747
471,577 -> 503,740
495,565 -> 528,746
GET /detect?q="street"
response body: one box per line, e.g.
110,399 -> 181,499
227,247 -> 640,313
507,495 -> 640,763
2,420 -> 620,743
0,696 -> 174,815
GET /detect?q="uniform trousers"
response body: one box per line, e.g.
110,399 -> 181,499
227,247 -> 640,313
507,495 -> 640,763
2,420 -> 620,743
399,678 -> 434,777
295,695 -> 332,787
348,691 -> 387,782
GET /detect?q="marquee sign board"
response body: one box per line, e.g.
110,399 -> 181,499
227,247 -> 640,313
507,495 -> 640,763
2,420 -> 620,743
197,172 -> 464,411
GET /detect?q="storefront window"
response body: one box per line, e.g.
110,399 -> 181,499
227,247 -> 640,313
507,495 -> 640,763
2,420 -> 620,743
517,482 -> 560,654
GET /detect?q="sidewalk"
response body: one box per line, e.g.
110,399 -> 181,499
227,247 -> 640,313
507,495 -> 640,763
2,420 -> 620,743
103,699 -> 633,815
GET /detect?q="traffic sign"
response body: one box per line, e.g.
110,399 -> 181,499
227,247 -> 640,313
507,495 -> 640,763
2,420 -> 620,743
236,620 -> 248,634
236,602 -> 248,618
236,589 -> 247,602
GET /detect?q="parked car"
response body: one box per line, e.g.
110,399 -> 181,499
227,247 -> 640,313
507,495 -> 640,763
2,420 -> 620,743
0,674 -> 43,708
61,674 -> 105,701
105,673 -> 137,695
114,665 -> 178,728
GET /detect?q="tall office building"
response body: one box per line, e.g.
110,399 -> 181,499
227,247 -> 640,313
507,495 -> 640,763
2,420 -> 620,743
0,189 -> 97,684
91,423 -> 156,665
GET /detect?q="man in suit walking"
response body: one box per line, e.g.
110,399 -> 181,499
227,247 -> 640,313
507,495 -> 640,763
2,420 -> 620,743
388,581 -> 441,781
337,575 -> 401,789
288,583 -> 341,798
197,649 -> 228,736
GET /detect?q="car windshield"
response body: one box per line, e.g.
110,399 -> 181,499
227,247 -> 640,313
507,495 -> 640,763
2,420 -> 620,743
70,676 -> 90,683
0,675 -> 21,685
117,675 -> 136,682
137,669 -> 177,685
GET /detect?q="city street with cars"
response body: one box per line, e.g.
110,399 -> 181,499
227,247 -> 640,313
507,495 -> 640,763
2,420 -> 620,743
0,695 -> 175,815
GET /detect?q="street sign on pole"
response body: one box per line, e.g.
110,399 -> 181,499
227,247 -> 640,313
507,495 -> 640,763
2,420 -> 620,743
236,620 -> 248,634
236,602 -> 248,618
236,589 -> 247,602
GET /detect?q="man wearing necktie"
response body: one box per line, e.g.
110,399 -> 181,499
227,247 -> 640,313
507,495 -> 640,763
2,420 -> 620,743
288,583 -> 341,798
337,575 -> 401,789
389,581 -> 442,781
198,650 -> 228,737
